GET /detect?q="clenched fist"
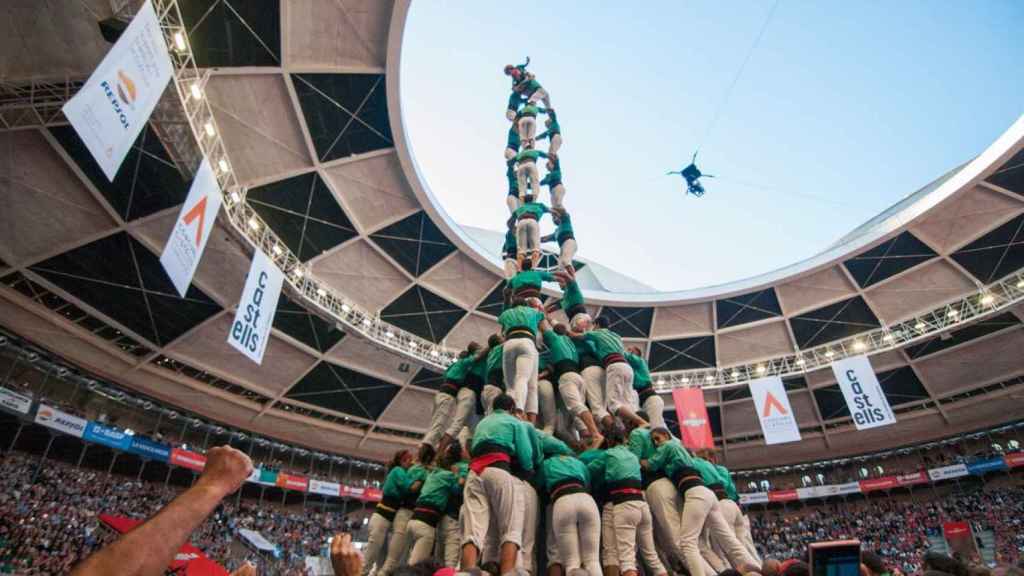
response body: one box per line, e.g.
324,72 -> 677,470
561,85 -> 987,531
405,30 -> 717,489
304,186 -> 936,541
196,445 -> 253,497
330,533 -> 363,576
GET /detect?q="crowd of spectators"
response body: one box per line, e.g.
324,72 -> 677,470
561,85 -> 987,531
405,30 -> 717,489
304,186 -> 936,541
0,451 -> 362,575
749,487 -> 1024,574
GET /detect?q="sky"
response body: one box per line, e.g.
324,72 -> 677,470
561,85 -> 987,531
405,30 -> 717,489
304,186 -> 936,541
401,1 -> 1023,292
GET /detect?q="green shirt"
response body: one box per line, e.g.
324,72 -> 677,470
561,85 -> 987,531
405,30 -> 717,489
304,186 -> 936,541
540,453 -> 590,494
561,281 -> 585,315
628,428 -> 657,462
625,353 -> 651,389
693,458 -> 722,487
508,269 -> 555,292
486,344 -> 504,379
552,212 -> 573,241
515,149 -> 549,164
498,305 -> 544,336
540,158 -> 562,187
542,329 -> 579,366
537,110 -> 561,138
602,445 -> 642,485
715,464 -> 738,501
506,162 -> 518,194
468,353 -> 489,381
471,409 -> 535,474
538,350 -> 551,373
415,468 -> 459,510
648,439 -> 698,479
502,228 -> 517,258
520,103 -> 545,117
507,91 -> 527,111
515,201 -> 549,221
443,357 -> 472,383
381,466 -> 412,502
506,125 -> 521,150
572,337 -> 598,363
583,329 -> 625,360
578,449 -> 606,496
517,78 -> 542,93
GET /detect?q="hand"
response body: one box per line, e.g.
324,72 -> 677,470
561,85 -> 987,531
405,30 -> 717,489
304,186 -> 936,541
330,532 -> 363,576
230,562 -> 256,576
195,446 -> 253,497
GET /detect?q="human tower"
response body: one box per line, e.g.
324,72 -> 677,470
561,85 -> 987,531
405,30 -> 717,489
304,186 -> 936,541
359,60 -> 762,576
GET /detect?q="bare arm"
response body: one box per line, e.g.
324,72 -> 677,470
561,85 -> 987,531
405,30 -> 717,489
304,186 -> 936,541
71,446 -> 253,576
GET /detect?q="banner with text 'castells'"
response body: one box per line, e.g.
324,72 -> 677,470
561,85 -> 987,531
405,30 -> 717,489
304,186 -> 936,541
61,0 -> 173,181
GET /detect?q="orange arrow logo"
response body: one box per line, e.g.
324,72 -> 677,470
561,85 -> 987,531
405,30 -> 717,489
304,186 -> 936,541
182,196 -> 208,247
763,391 -> 788,417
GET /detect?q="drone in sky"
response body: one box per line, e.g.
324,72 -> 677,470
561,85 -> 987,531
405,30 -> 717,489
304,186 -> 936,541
667,151 -> 714,197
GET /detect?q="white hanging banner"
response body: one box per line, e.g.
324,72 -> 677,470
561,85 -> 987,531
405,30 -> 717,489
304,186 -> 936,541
160,157 -> 223,296
748,376 -> 802,445
830,355 -> 896,431
61,0 -> 174,181
228,249 -> 283,364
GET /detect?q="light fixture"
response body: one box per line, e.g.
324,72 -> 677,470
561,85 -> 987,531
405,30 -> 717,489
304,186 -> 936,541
272,245 -> 282,256
730,369 -> 739,378
796,358 -> 806,366
947,309 -> 959,318
386,331 -> 394,338
883,333 -> 894,343
293,268 -> 304,278
915,321 -> 926,330
203,121 -> 215,137
341,303 -> 351,313
218,158 -> 229,173
247,217 -> 259,231
1017,279 -> 1024,289
173,31 -> 187,52
189,83 -> 202,100
825,350 -> 835,358
980,293 -> 994,305
430,350 -> 439,358
704,375 -> 714,383
409,342 -> 417,349
681,377 -> 690,384
853,340 -> 866,352
362,318 -> 372,327
229,191 -> 240,204
756,365 -> 766,375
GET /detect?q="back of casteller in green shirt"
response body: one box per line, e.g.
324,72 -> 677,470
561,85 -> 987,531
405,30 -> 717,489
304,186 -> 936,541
583,328 -> 625,361
508,269 -> 554,292
514,200 -> 549,221
693,457 -> 721,487
498,306 -> 545,336
471,409 -> 535,475
486,344 -> 504,381
625,352 -> 651,389
715,463 -> 739,501
443,356 -> 472,383
628,427 -> 656,462
648,438 -> 698,479
514,149 -> 548,165
415,468 -> 459,510
381,466 -> 411,502
602,445 -> 642,485
540,453 -> 590,494
542,329 -> 578,366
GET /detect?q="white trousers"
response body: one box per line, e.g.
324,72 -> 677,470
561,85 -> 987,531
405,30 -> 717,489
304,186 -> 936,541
463,467 -> 524,552
518,480 -> 539,574
558,371 -> 588,417
445,387 -> 477,438
642,393 -> 666,429
558,237 -> 576,268
612,500 -> 665,575
553,493 -> 602,576
482,383 -> 503,416
538,378 -> 557,433
379,507 -> 413,576
516,217 -> 540,257
362,512 -> 392,576
604,362 -> 636,416
518,115 -> 537,142
440,514 -> 461,567
547,133 -> 563,155
600,502 -> 618,568
407,519 -> 437,566
503,337 -> 538,413
424,391 -> 456,447
714,499 -> 761,565
581,365 -> 608,421
701,499 -> 758,571
516,162 -> 541,199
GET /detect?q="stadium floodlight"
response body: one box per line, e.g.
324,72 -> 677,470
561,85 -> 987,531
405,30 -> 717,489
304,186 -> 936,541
173,31 -> 187,52
915,321 -> 926,330
341,303 -> 351,313
272,244 -> 282,256
362,318 -> 372,327
247,217 -> 259,231
704,375 -> 714,383
796,358 -> 806,366
980,293 -> 995,305
824,350 -> 834,358
229,191 -> 241,204
189,83 -> 202,100
730,369 -> 739,379
681,376 -> 690,384
316,288 -> 327,297
947,309 -> 959,318
203,121 -> 215,137
217,158 -> 229,173
386,331 -> 394,338
293,268 -> 304,278
853,340 -> 866,352
756,365 -> 766,375
883,333 -> 894,343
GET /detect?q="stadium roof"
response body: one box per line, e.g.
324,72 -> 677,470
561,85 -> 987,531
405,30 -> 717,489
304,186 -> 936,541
1,0 -> 1023,466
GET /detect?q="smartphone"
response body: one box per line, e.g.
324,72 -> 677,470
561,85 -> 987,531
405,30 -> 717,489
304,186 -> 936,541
810,540 -> 861,576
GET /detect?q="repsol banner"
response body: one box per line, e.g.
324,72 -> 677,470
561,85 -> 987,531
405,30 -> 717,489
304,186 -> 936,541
309,480 -> 341,497
0,386 -> 32,415
1004,452 -> 1024,468
896,471 -> 929,487
928,463 -> 969,481
170,448 -> 206,471
129,436 -> 171,461
35,405 -> 87,437
768,489 -> 799,502
858,476 -> 897,492
739,492 -> 769,505
227,249 -> 283,365
83,422 -> 133,450
830,355 -> 895,431
966,457 -> 1008,475
276,473 -> 308,492
61,0 -> 173,180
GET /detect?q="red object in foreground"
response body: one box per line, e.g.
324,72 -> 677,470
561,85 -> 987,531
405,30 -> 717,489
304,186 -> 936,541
671,388 -> 714,450
98,514 -> 229,576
